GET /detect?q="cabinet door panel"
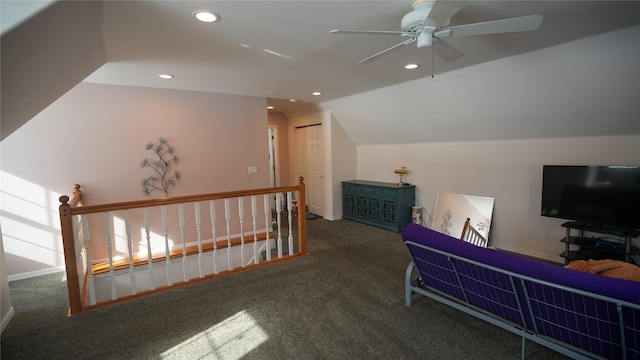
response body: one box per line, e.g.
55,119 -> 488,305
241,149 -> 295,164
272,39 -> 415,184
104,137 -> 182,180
368,197 -> 381,221
382,199 -> 397,224
356,195 -> 368,218
344,193 -> 355,216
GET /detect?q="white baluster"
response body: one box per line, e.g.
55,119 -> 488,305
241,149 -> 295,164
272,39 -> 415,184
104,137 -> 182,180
224,199 -> 233,270
72,216 -> 84,279
195,202 -> 204,278
210,200 -> 218,274
238,197 -> 246,267
124,210 -> 136,295
251,196 -> 258,265
287,191 -> 294,255
179,204 -> 188,282
143,208 -> 155,291
81,215 -> 96,305
103,212 -> 117,300
162,206 -> 172,286
263,194 -> 272,261
276,192 -> 283,258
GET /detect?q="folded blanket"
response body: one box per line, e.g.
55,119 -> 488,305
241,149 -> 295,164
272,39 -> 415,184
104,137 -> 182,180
566,259 -> 640,281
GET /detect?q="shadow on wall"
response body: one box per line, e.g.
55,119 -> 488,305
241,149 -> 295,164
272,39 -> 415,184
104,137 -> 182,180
2,253 -> 56,279
0,171 -> 66,277
1,170 -> 277,278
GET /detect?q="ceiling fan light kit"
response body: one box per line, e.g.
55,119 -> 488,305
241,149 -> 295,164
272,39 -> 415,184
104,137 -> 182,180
330,0 -> 543,64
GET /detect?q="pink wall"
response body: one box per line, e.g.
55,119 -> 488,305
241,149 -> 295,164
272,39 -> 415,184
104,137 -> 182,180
1,82 -> 271,276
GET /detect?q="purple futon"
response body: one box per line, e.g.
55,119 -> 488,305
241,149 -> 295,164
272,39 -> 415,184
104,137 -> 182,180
402,223 -> 640,360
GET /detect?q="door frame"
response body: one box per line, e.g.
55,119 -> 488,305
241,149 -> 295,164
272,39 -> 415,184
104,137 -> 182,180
268,126 -> 279,188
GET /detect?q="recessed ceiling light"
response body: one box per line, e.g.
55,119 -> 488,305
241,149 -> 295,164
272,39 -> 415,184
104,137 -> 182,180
267,106 -> 274,110
405,64 -> 419,70
158,74 -> 174,79
312,91 -> 322,96
193,10 -> 220,23
289,98 -> 298,103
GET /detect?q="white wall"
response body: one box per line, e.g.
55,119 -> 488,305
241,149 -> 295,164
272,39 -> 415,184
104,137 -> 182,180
0,82 -> 270,277
328,113 -> 357,220
357,135 -> 640,262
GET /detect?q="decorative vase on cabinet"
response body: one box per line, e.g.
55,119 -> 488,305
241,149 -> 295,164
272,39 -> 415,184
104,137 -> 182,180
342,180 -> 416,233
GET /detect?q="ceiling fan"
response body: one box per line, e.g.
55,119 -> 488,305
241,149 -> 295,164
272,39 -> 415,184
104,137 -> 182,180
330,0 -> 543,63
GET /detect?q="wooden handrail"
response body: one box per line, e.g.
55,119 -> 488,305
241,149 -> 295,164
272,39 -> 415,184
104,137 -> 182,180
59,178 -> 308,315
62,182 -> 303,215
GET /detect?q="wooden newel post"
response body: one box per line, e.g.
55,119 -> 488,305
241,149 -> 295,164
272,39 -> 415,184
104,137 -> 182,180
71,184 -> 83,207
297,177 -> 308,255
59,195 -> 82,314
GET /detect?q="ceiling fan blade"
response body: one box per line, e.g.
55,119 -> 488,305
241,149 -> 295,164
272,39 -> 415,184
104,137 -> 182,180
330,29 -> 412,36
425,1 -> 467,28
432,38 -> 463,63
435,14 -> 543,38
358,37 -> 416,64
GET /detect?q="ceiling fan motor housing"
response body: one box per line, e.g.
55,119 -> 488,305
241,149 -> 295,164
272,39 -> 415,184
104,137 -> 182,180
402,0 -> 436,47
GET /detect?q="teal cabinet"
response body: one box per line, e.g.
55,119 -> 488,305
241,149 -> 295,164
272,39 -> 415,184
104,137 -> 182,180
342,180 -> 415,233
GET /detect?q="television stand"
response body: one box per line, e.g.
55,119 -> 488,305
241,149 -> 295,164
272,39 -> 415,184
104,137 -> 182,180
560,221 -> 640,265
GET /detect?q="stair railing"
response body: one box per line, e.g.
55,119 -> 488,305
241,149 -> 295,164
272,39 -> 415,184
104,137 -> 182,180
460,217 -> 489,248
59,178 -> 307,315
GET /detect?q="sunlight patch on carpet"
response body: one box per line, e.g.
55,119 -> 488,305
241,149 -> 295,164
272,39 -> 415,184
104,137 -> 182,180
160,310 -> 268,359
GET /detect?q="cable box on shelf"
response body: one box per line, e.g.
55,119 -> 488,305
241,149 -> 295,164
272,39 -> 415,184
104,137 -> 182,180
560,221 -> 639,265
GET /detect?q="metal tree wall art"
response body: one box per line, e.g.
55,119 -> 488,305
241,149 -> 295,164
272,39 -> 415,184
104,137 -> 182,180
140,137 -> 181,197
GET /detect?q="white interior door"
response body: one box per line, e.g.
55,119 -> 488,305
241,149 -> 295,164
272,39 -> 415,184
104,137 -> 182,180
295,125 -> 323,216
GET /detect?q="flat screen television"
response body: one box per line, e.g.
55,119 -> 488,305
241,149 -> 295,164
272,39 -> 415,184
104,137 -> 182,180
541,165 -> 640,230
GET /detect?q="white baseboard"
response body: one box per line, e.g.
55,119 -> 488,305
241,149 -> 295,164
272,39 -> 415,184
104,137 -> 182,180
498,245 -> 563,264
8,266 -> 65,282
1,306 -> 14,334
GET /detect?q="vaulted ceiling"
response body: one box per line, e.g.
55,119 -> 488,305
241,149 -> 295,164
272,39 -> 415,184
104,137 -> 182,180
75,1 -> 640,110
3,1 -> 640,141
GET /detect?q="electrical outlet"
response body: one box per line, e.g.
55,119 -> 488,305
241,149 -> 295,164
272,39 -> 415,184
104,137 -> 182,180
248,166 -> 258,174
